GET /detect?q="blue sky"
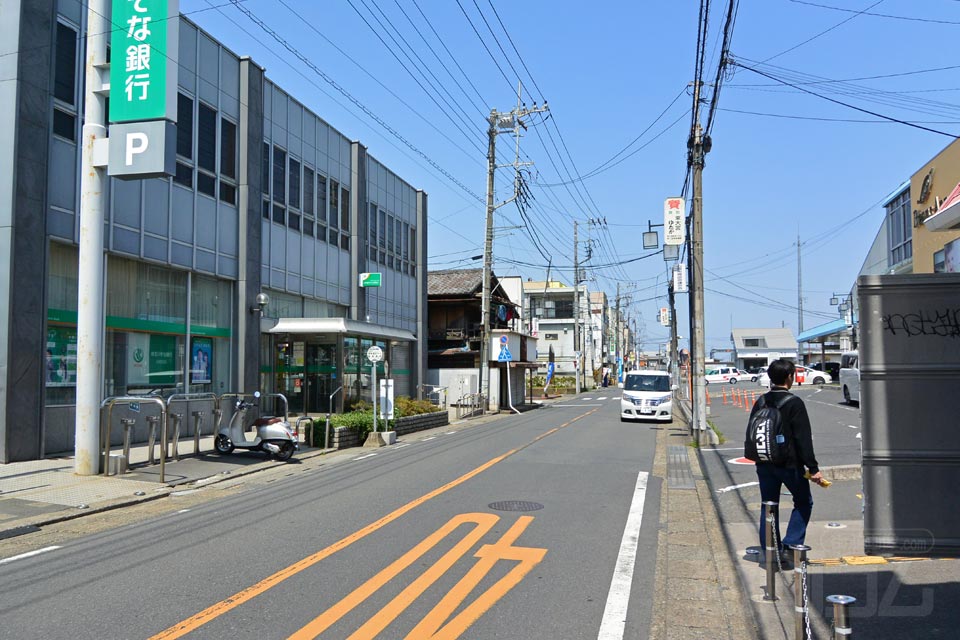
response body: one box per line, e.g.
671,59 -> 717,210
180,0 -> 960,352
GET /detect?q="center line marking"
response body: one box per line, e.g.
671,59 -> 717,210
598,470 -> 648,640
354,453 -> 378,461
0,546 -> 62,565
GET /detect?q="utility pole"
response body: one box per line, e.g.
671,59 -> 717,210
797,231 -> 804,362
669,282 -> 679,388
573,220 -> 580,393
75,0 -> 109,475
615,282 -> 620,383
689,79 -> 710,445
480,87 -> 548,411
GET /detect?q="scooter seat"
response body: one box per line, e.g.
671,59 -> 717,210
253,416 -> 283,427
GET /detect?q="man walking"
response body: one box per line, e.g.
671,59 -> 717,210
747,358 -> 823,568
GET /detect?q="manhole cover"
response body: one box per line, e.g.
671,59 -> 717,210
488,500 -> 544,512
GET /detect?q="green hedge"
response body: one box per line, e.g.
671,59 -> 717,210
309,396 -> 443,445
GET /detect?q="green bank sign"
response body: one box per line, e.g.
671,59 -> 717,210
359,272 -> 382,288
109,0 -> 179,124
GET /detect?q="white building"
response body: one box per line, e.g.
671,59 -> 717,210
731,328 -> 798,370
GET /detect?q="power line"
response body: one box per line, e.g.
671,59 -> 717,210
718,107 -> 960,124
761,0 -> 885,63
788,0 -> 960,25
730,58 -> 960,137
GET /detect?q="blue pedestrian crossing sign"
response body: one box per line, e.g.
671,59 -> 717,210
498,346 -> 513,362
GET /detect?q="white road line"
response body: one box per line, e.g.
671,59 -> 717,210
445,431 -> 456,435
596,396 -> 607,400
582,397 -> 593,400
559,404 -> 603,407
847,424 -> 859,429
0,546 -> 62,566
598,470 -> 648,640
716,481 -> 760,494
394,443 -> 412,449
422,436 -> 436,441
353,453 -> 378,461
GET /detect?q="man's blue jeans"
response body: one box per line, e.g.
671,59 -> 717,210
757,463 -> 813,552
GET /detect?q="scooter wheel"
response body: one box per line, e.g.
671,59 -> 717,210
214,434 -> 234,454
274,441 -> 296,462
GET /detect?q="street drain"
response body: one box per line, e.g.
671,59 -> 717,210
488,500 -> 544,512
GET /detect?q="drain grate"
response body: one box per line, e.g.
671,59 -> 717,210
488,500 -> 544,512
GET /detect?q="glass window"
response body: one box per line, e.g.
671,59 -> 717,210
219,182 -> 236,205
197,103 -> 217,173
379,210 -> 387,248
53,108 -> 76,142
262,142 -> 270,197
262,198 -> 270,220
340,187 -> 350,231
273,146 -> 286,205
303,218 -> 314,237
220,118 -> 237,180
273,204 -> 285,225
288,211 -> 300,232
317,175 -> 327,227
887,189 -> 912,267
395,218 -> 402,257
197,172 -> 216,198
174,162 -> 193,188
303,167 -> 315,216
402,223 -> 409,261
368,204 -> 377,248
387,215 -> 395,254
934,249 -> 946,273
54,23 -> 77,106
177,94 -> 194,159
329,181 -> 339,228
410,226 -> 417,263
289,158 -> 301,209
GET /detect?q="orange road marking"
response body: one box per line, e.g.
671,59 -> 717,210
406,515 -> 546,639
289,513 -> 500,639
149,408 -> 597,640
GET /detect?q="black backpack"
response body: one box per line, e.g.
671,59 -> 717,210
744,393 -> 794,465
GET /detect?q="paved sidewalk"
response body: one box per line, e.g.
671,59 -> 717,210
649,410 -> 757,640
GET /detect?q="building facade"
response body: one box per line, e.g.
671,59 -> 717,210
0,5 -> 427,462
911,139 -> 960,272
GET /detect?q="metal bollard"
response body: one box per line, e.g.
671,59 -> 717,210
827,595 -> 855,639
792,545 -> 812,639
325,413 -> 331,452
763,500 -> 779,601
146,415 -> 161,465
192,411 -> 205,455
169,413 -> 183,462
119,418 -> 137,474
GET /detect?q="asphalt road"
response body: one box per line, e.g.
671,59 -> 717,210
0,396 -> 663,640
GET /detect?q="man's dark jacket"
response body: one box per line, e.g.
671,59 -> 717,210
746,388 -> 819,474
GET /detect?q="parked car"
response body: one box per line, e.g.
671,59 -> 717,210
704,366 -> 742,385
839,350 -> 860,404
738,368 -> 759,382
795,365 -> 831,385
756,366 -> 770,387
620,370 -> 674,422
811,361 -> 841,380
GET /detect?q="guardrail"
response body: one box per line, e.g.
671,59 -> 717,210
101,396 -> 168,483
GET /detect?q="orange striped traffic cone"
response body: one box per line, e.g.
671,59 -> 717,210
706,389 -> 711,405
722,388 -> 728,405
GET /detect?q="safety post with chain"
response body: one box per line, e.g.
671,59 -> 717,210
763,500 -> 779,601
826,595 -> 856,639
792,545 -> 812,640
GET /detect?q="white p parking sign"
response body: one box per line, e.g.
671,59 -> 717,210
108,121 -> 176,179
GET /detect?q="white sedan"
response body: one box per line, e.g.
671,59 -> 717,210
796,366 -> 831,385
704,366 -> 743,385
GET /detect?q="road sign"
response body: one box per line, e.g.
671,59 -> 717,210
359,272 -> 382,288
664,197 -> 685,245
379,379 -> 395,420
366,345 -> 384,362
499,335 -> 508,345
672,263 -> 688,293
498,347 -> 513,362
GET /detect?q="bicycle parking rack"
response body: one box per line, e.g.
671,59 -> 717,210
101,395 -> 168,483
295,416 -> 314,447
166,393 -> 219,459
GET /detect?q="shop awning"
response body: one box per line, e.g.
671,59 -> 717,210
924,181 -> 960,232
797,317 -> 853,343
267,317 -> 416,342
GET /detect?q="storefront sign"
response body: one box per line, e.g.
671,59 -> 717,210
360,272 -> 382,288
109,0 -> 179,124
149,334 -> 177,384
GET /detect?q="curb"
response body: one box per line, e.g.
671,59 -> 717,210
820,464 -> 861,482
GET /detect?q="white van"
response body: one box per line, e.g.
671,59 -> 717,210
839,350 -> 860,404
620,370 -> 673,423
